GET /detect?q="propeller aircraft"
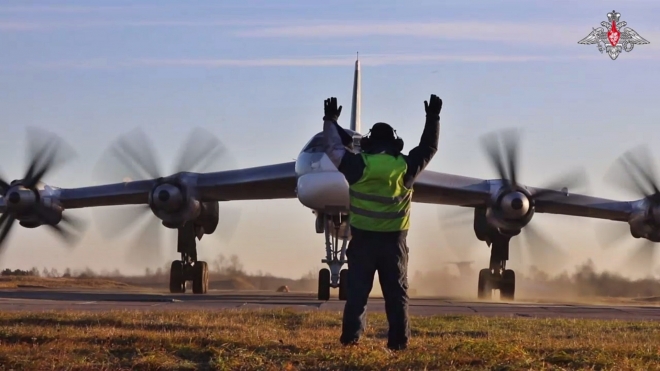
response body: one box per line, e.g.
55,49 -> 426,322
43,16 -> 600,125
0,57 -> 655,301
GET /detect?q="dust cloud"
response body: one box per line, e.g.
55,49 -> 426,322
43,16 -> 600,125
409,260 -> 660,303
8,254 -> 660,304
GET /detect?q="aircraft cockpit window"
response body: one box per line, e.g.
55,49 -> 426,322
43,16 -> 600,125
302,135 -> 325,153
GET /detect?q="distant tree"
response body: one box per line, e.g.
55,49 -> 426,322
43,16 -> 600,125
50,268 -> 60,278
30,267 -> 40,277
212,254 -> 226,273
77,267 -> 96,278
227,254 -> 244,276
63,268 -> 71,278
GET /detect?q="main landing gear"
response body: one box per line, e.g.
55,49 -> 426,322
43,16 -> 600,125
478,233 -> 515,301
169,222 -> 209,294
316,213 -> 349,301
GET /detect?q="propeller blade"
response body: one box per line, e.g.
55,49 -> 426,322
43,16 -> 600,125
522,222 -> 568,274
437,207 -> 481,261
604,145 -> 659,198
33,205 -> 87,247
480,131 -> 509,183
501,128 -> 520,187
172,127 -> 237,174
94,128 -> 162,184
437,206 -> 474,226
0,213 -> 16,258
23,127 -> 76,189
0,177 -> 9,195
92,205 -> 151,239
507,234 -> 526,274
210,204 -> 242,245
593,220 -> 632,250
622,146 -> 660,196
531,168 -> 590,200
622,239 -> 656,278
125,216 -> 163,268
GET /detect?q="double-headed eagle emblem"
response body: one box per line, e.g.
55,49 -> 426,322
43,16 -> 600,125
578,10 -> 649,60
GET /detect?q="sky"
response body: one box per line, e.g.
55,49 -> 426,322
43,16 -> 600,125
1,0 -> 660,280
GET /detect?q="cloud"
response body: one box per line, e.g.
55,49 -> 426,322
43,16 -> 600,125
9,53 -> 611,71
235,21 -> 660,48
135,54 -> 557,67
0,19 -> 280,32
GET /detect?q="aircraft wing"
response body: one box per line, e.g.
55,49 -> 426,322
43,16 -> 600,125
530,187 -> 633,222
411,170 -> 492,207
56,162 -> 634,224
57,161 -> 298,209
410,169 -> 634,222
197,161 -> 297,201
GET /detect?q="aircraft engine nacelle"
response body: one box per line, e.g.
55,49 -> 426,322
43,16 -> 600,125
194,201 -> 219,235
3,184 -> 64,229
148,179 -> 201,229
475,186 -> 535,239
627,202 -> 660,242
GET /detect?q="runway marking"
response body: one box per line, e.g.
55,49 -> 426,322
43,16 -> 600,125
76,301 -> 97,305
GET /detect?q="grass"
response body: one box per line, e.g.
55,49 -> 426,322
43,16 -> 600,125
0,310 -> 658,370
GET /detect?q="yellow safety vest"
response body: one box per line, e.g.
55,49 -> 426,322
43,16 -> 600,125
348,153 -> 412,232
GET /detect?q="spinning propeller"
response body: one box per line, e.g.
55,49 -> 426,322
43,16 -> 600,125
92,127 -> 241,265
438,129 -> 588,274
598,145 -> 660,277
0,128 -> 86,257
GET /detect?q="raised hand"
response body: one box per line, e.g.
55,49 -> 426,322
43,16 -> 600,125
324,97 -> 343,121
424,94 -> 442,116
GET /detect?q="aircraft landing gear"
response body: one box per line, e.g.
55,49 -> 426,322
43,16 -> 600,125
317,213 -> 349,301
477,233 -> 515,301
169,222 -> 209,294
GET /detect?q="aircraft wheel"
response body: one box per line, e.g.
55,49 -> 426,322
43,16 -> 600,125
192,261 -> 209,294
500,269 -> 515,301
338,268 -> 348,301
318,268 -> 330,301
169,260 -> 185,294
477,269 -> 493,300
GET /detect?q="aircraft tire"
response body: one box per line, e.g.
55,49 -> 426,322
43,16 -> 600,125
500,269 -> 515,301
318,268 -> 330,301
192,261 -> 209,294
338,268 -> 348,301
169,260 -> 185,294
477,269 -> 492,300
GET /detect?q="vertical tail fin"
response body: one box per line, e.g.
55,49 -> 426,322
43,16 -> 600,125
349,53 -> 361,134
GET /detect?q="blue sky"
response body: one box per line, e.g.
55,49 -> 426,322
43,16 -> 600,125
1,0 -> 660,279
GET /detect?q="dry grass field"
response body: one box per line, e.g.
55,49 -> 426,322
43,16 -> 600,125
0,309 -> 658,370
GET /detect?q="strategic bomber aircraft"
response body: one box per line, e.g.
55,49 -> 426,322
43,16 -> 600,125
0,57 -> 657,300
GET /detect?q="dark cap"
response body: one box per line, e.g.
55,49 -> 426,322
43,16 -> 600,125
370,122 -> 395,141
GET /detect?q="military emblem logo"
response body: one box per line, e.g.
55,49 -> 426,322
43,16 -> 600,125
578,10 -> 649,60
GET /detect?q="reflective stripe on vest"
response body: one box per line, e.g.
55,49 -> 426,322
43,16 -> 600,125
348,153 -> 412,232
349,188 -> 411,205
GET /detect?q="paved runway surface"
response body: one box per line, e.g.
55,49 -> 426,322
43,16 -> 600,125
0,288 -> 659,320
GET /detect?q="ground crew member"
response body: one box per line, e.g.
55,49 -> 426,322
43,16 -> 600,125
322,95 -> 442,351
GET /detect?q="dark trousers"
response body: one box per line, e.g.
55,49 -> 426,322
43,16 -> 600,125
340,227 -> 410,349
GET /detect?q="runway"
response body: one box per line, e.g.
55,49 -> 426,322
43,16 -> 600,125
0,288 -> 659,320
